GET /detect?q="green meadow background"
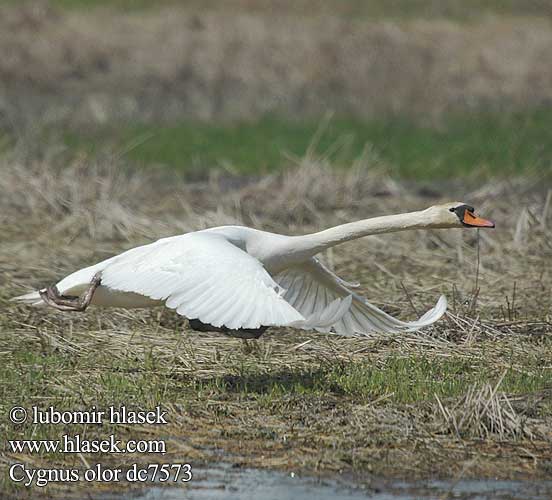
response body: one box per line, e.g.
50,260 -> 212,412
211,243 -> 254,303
62,110 -> 552,178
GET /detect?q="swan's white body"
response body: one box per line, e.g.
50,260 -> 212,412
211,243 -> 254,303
13,203 -> 494,336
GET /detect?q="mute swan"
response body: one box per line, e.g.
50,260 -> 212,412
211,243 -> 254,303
13,202 -> 494,338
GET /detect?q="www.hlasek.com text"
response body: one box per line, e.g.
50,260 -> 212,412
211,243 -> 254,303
9,434 -> 166,454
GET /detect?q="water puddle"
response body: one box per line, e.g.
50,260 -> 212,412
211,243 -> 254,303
100,462 -> 552,500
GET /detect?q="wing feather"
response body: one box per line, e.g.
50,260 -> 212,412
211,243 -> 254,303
100,232 -> 306,329
275,257 -> 447,336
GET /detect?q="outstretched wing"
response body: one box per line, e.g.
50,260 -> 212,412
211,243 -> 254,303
13,232 -> 353,330
275,258 -> 447,336
100,232 -> 309,330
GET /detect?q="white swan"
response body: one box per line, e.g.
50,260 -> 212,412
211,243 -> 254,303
12,202 -> 494,337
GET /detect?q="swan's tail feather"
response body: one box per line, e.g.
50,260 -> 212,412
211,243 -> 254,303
11,290 -> 45,306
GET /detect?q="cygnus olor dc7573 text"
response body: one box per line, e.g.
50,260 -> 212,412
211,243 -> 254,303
13,202 -> 494,337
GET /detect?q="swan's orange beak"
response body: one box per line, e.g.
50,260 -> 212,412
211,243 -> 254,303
463,210 -> 495,228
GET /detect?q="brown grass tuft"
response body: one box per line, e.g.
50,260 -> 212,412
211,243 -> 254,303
435,374 -> 530,441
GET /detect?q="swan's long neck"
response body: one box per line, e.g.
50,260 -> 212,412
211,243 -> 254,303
284,209 -> 431,262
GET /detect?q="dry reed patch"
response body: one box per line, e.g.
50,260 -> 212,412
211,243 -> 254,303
435,375 -> 529,441
1,4 -> 552,125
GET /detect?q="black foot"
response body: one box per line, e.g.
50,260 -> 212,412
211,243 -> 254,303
188,319 -> 268,339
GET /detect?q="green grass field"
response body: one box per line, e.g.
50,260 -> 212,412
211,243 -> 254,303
3,344 -> 549,425
62,110 -> 552,178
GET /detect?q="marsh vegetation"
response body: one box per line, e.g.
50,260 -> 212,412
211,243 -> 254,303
1,146 -> 551,497
0,1 -> 551,498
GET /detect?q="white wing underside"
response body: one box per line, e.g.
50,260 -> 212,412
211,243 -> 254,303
99,233 -> 351,331
275,258 -> 447,336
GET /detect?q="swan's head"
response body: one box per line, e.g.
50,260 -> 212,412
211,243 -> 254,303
425,202 -> 495,229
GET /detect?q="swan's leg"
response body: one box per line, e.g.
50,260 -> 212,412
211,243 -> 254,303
39,272 -> 102,312
188,319 -> 268,339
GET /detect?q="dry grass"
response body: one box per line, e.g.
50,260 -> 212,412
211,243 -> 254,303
1,3 -> 552,127
0,146 -> 551,497
435,374 -> 529,440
